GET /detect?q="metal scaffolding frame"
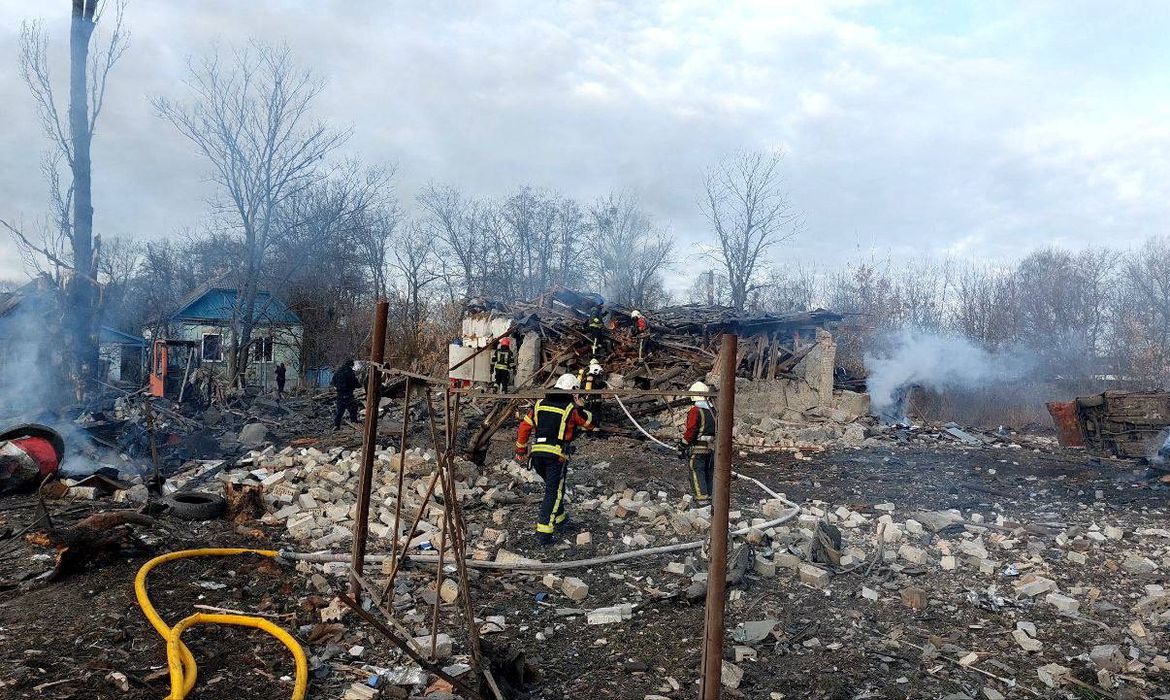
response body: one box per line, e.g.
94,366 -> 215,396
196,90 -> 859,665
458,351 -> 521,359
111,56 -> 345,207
341,300 -> 739,699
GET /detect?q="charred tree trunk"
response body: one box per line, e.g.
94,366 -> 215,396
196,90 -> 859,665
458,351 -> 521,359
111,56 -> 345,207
67,0 -> 99,398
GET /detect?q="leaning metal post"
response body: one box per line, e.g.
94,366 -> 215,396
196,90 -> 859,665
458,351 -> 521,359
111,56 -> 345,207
700,333 -> 737,700
391,377 -> 413,572
349,299 -> 389,598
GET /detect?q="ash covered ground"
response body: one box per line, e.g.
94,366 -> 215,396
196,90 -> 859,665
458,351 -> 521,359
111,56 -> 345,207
1,420 -> 1168,700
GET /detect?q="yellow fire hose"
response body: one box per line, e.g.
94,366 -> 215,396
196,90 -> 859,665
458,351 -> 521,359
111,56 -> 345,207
134,548 -> 308,700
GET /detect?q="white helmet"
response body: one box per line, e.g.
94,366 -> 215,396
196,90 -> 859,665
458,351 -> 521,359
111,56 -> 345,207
554,373 -> 580,391
588,358 -> 603,375
631,310 -> 642,318
689,381 -> 709,403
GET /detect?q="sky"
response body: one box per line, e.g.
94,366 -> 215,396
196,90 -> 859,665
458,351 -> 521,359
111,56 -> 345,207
2,0 -> 1169,287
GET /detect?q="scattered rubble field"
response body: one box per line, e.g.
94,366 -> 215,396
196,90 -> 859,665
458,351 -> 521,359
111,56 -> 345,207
2,431 -> 1168,699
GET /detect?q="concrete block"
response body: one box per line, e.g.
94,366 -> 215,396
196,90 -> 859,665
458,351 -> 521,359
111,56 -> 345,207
562,576 -> 590,602
1089,644 -> 1124,671
798,563 -> 830,588
1045,592 -> 1080,614
439,579 -> 460,603
1015,575 -> 1056,597
412,633 -> 453,659
898,545 -> 927,565
775,552 -> 801,572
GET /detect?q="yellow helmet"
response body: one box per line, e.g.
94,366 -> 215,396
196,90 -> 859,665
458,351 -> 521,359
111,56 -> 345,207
689,381 -> 708,402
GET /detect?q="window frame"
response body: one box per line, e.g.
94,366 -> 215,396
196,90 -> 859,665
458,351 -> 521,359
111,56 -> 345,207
253,336 -> 275,363
201,333 -> 223,362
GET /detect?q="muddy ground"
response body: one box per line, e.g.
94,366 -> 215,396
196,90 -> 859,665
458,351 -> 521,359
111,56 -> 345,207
1,431 -> 1167,699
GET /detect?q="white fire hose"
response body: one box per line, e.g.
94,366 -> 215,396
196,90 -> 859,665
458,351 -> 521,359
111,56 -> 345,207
610,393 -> 800,509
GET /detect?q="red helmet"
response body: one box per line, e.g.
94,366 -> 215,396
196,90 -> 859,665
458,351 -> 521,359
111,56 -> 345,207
499,337 -> 510,347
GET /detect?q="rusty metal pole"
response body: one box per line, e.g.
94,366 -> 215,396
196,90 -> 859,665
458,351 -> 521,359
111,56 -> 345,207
391,378 -> 412,565
350,299 -> 389,599
700,333 -> 737,700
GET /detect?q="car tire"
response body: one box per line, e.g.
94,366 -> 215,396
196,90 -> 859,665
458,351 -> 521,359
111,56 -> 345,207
161,491 -> 226,521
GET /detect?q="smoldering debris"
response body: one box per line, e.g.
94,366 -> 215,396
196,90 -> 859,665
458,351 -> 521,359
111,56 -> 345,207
865,330 -> 1033,422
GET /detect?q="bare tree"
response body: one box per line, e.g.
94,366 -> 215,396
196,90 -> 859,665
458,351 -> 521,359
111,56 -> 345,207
587,191 -> 674,308
1,0 -> 129,396
750,264 -> 821,313
1113,237 -> 1170,386
418,183 -> 480,298
389,221 -> 443,361
701,150 -> 800,310
153,43 -> 349,384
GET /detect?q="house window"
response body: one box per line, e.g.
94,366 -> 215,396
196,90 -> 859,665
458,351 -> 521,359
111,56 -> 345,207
202,333 -> 223,362
254,337 -> 274,363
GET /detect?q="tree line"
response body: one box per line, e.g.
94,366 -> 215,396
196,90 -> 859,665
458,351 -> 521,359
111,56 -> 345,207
6,8 -> 797,388
714,241 -> 1170,397
9,5 -> 1165,407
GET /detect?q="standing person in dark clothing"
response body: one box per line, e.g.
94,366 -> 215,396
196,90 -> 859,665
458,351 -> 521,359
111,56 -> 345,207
331,358 -> 360,430
275,362 -> 287,400
514,373 -> 597,545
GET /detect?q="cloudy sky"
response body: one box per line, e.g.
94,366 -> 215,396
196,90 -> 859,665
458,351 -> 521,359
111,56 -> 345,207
2,0 -> 1169,286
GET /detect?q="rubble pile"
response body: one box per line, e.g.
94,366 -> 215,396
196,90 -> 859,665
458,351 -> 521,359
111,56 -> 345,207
207,428 -> 1170,697
219,444 -> 481,551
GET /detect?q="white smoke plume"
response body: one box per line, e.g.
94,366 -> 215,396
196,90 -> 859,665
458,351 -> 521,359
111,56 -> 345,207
865,330 -> 1034,421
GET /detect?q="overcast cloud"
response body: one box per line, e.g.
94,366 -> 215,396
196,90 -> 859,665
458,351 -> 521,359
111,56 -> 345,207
2,0 -> 1169,286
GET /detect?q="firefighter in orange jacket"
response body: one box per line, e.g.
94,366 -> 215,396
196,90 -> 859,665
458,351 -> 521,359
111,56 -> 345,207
632,310 -> 649,360
515,373 -> 597,545
682,381 -> 716,506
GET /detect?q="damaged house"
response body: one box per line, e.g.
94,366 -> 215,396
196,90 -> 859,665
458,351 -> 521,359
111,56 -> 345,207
449,289 -> 865,455
145,282 -> 303,389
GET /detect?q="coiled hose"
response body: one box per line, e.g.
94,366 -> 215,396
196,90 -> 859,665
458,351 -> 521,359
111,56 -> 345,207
134,548 -> 308,700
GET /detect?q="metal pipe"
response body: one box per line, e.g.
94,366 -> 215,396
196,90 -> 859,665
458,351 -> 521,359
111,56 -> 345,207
430,493 -> 449,660
349,299 -> 388,599
391,377 -> 412,580
700,333 -> 737,700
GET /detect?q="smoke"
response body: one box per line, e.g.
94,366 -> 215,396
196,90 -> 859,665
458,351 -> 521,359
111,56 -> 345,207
0,288 -> 70,418
0,286 -> 131,477
1151,429 -> 1170,466
865,329 -> 1034,422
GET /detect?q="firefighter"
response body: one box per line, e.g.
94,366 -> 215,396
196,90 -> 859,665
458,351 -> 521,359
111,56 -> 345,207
491,337 -> 516,392
515,373 -> 597,545
576,357 -> 603,392
587,304 -> 607,355
682,381 -> 716,507
587,304 -> 605,331
631,310 -> 649,360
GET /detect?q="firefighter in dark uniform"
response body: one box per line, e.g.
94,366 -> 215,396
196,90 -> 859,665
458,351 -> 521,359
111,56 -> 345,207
515,373 -> 597,545
491,337 -> 515,392
587,304 -> 607,355
682,381 -> 716,506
